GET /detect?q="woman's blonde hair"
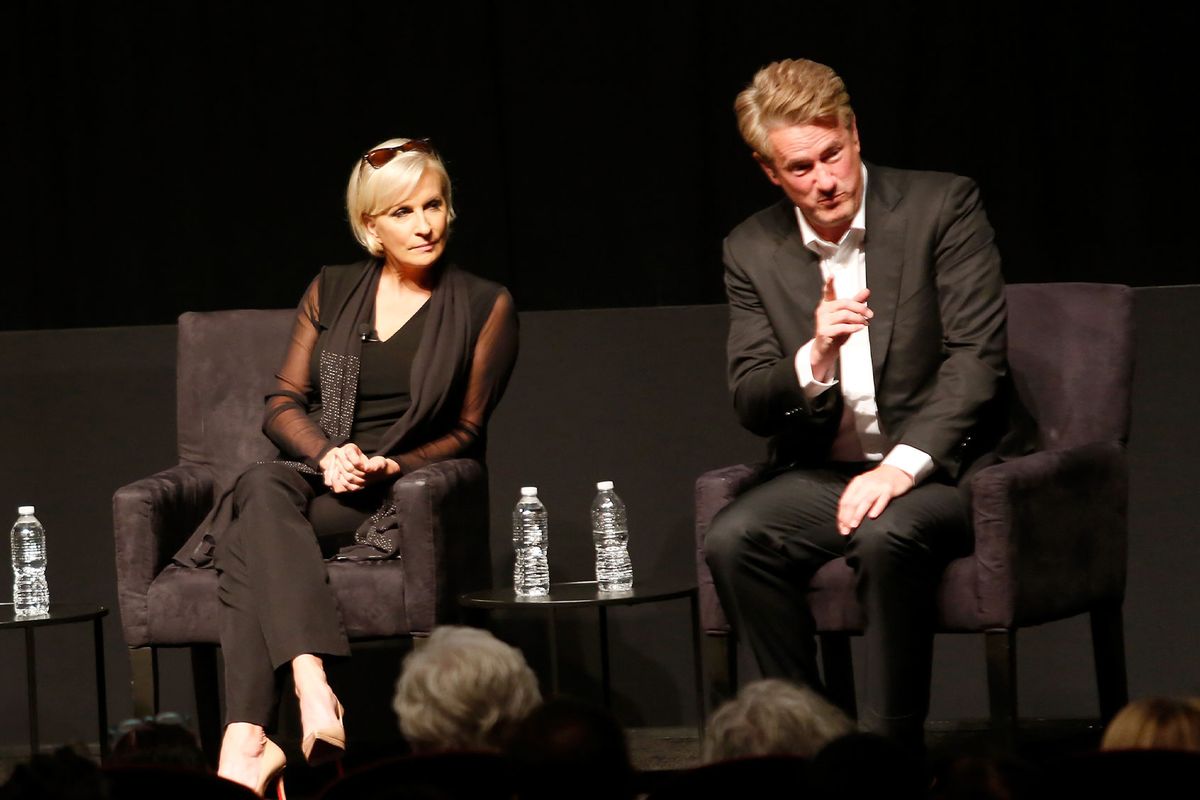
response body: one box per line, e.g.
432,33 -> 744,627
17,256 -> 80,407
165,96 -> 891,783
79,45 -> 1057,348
346,137 -> 455,257
734,59 -> 855,161
1100,696 -> 1200,751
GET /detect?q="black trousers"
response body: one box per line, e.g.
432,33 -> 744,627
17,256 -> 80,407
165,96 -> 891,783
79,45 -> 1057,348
212,463 -> 386,727
704,465 -> 971,742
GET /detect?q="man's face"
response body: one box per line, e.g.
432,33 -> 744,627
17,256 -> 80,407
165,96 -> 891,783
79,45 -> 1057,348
757,119 -> 863,242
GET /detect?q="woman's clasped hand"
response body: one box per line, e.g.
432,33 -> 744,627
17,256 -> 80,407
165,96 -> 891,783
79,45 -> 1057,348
320,443 -> 399,493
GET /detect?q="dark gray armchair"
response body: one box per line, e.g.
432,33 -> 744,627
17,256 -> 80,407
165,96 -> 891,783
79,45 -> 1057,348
113,309 -> 491,754
695,283 -> 1133,742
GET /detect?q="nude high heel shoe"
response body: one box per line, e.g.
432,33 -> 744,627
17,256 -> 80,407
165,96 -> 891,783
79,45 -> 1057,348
255,738 -> 287,799
301,700 -> 346,765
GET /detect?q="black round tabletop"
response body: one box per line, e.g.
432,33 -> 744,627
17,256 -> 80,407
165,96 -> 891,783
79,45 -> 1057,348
0,603 -> 108,629
459,580 -> 695,609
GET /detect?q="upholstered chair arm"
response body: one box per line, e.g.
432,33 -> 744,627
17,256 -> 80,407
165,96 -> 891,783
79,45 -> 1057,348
112,463 -> 215,647
695,463 -> 769,633
390,458 -> 490,634
970,441 -> 1128,628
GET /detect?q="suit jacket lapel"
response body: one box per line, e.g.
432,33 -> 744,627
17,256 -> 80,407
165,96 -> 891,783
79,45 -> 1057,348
864,164 -> 905,388
766,201 -> 823,342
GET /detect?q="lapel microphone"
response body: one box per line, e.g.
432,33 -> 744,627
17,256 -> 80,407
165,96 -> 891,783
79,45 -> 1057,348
358,323 -> 380,342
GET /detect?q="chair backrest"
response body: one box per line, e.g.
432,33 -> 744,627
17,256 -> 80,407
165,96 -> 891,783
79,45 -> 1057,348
1004,283 -> 1134,450
176,309 -> 295,486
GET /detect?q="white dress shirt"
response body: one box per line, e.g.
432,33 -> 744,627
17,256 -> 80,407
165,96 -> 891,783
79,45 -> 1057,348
791,167 -> 935,483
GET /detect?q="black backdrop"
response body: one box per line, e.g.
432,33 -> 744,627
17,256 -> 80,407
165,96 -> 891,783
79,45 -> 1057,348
4,0 -> 1198,331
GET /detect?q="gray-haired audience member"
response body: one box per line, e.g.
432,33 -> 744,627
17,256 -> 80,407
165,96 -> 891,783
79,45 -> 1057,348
704,678 -> 855,762
393,625 -> 542,753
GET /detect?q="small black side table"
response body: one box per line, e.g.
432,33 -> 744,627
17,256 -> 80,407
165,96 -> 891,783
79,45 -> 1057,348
459,580 -> 703,730
0,603 -> 109,757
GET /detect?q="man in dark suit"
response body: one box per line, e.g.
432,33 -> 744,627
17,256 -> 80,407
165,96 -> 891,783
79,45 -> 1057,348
705,59 -> 1010,746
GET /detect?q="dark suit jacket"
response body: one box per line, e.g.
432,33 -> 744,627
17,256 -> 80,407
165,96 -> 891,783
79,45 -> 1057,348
724,163 -> 1009,481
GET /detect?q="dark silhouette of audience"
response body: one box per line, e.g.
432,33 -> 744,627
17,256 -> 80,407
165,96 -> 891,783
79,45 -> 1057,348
928,753 -> 1044,800
809,732 -> 927,800
0,748 -> 106,800
10,649 -> 1200,800
505,697 -> 636,800
106,718 -> 208,771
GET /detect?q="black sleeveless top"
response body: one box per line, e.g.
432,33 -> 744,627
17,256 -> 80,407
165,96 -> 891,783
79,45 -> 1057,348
350,301 -> 429,453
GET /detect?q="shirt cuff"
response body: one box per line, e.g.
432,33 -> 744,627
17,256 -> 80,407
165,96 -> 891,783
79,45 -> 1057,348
794,341 -> 838,400
882,445 -> 936,485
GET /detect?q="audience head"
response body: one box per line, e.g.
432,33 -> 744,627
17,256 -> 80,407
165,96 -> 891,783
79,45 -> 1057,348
1100,695 -> 1200,751
929,754 -> 1043,800
0,747 -> 106,800
703,678 -> 854,762
106,716 -> 207,771
734,58 -> 855,161
809,732 -> 926,800
506,697 -> 636,800
393,625 -> 542,753
347,136 -> 455,257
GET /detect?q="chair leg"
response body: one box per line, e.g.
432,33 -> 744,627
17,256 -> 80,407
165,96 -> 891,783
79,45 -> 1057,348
819,633 -> 857,719
985,629 -> 1017,749
129,647 -> 159,719
1091,604 -> 1129,724
702,633 -> 737,716
190,645 -> 222,766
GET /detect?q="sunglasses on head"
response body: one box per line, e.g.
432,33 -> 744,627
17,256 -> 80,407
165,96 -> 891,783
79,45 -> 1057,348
362,138 -> 435,169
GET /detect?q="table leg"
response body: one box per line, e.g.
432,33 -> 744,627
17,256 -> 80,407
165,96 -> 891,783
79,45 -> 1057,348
599,606 -> 611,709
25,627 -> 39,754
689,591 -> 705,735
547,607 -> 560,696
93,617 -> 109,758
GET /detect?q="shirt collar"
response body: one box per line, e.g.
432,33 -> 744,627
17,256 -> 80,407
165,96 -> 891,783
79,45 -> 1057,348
796,162 -> 869,251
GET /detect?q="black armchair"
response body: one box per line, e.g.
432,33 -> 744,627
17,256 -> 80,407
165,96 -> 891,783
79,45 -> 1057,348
695,283 -> 1133,742
113,309 -> 491,754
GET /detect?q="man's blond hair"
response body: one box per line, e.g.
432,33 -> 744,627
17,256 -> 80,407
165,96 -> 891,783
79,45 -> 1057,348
735,59 -> 855,160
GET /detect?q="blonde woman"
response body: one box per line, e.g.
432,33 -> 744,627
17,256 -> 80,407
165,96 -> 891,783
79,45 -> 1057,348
176,138 -> 518,795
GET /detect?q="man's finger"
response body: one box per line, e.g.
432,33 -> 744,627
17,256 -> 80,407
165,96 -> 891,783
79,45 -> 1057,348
848,496 -> 873,530
867,492 -> 891,520
836,487 -> 860,535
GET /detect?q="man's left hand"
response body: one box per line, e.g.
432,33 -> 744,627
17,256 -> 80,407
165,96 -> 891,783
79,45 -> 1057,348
837,465 -> 914,535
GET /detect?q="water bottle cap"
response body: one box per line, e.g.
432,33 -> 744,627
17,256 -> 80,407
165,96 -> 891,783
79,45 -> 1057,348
520,486 -> 538,496
17,505 -> 34,515
596,481 -> 614,491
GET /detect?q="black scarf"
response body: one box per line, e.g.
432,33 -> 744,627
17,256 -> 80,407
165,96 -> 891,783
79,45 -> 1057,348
175,259 -> 477,566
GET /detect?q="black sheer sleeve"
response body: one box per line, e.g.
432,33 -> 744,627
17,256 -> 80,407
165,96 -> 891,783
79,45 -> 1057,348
262,276 -> 333,466
389,288 -> 518,473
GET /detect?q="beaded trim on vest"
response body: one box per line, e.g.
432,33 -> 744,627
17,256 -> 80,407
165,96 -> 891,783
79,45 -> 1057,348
319,351 -> 359,440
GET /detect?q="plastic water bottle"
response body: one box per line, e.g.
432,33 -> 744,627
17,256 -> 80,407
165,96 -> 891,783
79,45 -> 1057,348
591,481 -> 633,592
11,506 -> 49,616
512,487 -> 549,597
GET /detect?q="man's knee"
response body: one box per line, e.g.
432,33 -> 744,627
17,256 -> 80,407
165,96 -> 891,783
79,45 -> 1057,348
844,517 -> 930,574
845,483 -> 969,570
704,504 -> 761,577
